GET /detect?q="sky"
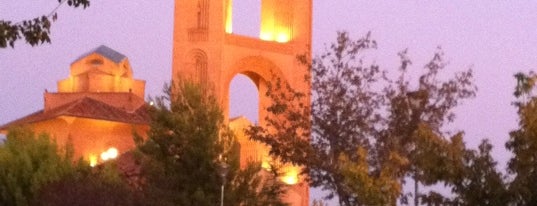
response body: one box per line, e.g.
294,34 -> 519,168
2,1 -> 537,204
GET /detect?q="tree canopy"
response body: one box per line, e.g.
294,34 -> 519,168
135,81 -> 287,206
247,31 -> 478,205
0,128 -> 77,206
506,71 -> 537,205
0,0 -> 90,48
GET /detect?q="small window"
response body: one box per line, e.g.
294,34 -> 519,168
88,58 -> 103,66
196,0 -> 209,29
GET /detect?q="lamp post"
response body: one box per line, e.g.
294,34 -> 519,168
216,161 -> 229,206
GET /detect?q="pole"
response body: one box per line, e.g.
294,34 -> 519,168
414,172 -> 419,206
220,184 -> 224,206
217,161 -> 229,206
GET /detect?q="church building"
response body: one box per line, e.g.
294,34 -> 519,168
0,45 -> 150,167
1,0 -> 312,205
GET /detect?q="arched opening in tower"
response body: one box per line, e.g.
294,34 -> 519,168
229,74 -> 259,122
231,0 -> 261,38
229,74 -> 270,169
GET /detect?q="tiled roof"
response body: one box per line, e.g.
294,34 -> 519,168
0,97 -> 149,130
73,45 -> 127,64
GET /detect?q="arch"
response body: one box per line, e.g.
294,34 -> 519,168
184,49 -> 209,88
229,74 -> 259,122
223,56 -> 288,123
225,56 -> 287,88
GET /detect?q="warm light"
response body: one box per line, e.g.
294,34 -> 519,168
260,32 -> 274,41
259,24 -> 291,43
281,168 -> 299,185
261,160 -> 271,170
225,0 -> 233,33
100,147 -> 119,161
275,32 -> 290,43
100,152 -> 109,160
259,1 -> 292,43
89,155 -> 98,167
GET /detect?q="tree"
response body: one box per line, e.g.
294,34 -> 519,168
135,81 -> 287,206
0,128 -> 77,206
380,45 -> 477,205
338,147 -> 403,205
0,0 -> 90,48
420,137 -> 509,206
506,71 -> 537,205
450,139 -> 509,205
36,161 -> 138,206
247,31 -> 477,205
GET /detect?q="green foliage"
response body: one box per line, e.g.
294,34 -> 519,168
226,164 -> 287,206
451,140 -> 509,205
36,161 -> 137,206
339,147 -> 404,205
0,128 -> 76,206
136,81 -> 225,205
247,31 -> 477,205
0,0 -> 90,48
136,81 -> 287,206
513,72 -> 537,98
420,138 -> 509,206
507,77 -> 537,204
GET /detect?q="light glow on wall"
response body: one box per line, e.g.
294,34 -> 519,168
281,167 -> 299,185
225,0 -> 233,33
89,154 -> 98,167
260,30 -> 290,43
259,32 -> 274,41
259,0 -> 292,43
275,32 -> 290,43
261,154 -> 272,170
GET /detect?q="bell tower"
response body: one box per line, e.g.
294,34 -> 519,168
172,1 -> 311,205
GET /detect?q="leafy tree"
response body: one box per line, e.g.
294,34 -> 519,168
420,138 -> 509,206
1,0 -> 90,48
380,45 -> 476,205
247,31 -> 477,205
450,139 -> 509,205
135,81 -> 287,206
249,31 -> 387,205
506,71 -> 537,205
338,147 -> 403,205
36,161 -> 137,206
226,163 -> 287,206
0,128 -> 77,206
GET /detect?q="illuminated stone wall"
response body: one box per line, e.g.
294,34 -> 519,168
173,1 -> 312,205
31,117 -> 148,166
57,50 -> 145,98
1,46 -> 149,167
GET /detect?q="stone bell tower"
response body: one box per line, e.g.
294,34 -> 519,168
172,1 -> 311,205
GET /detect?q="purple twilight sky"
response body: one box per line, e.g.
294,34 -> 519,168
2,1 -> 537,204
